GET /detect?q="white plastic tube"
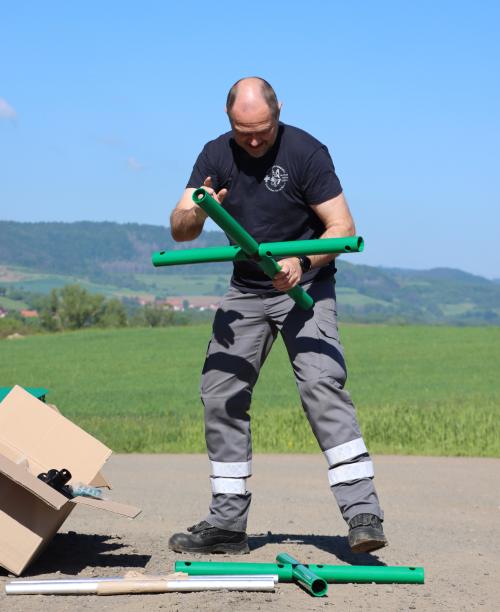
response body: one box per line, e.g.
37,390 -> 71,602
6,575 -> 277,595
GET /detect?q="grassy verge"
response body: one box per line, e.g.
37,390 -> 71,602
1,325 -> 498,456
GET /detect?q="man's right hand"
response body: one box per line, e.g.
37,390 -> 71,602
170,177 -> 229,241
201,176 -> 228,205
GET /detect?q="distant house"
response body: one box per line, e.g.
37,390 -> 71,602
163,298 -> 184,311
20,310 -> 39,318
161,297 -> 221,312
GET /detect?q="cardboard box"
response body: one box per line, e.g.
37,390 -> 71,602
0,385 -> 141,575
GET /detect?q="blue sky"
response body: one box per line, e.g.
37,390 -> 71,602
1,1 -> 499,278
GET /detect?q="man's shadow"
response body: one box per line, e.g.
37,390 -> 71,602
248,532 -> 386,566
0,532 -> 150,577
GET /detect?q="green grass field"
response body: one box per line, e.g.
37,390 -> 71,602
1,325 -> 499,456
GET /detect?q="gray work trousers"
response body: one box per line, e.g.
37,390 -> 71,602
200,279 -> 383,532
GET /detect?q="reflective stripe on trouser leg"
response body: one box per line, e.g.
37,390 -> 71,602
211,460 -> 252,478
328,460 -> 374,486
323,437 -> 368,467
211,477 -> 247,494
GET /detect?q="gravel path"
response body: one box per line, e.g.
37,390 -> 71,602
1,454 -> 499,611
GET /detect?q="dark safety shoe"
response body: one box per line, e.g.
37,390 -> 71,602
168,520 -> 250,554
348,513 -> 388,553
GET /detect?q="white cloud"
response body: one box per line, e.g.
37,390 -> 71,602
127,157 -> 145,172
0,98 -> 17,120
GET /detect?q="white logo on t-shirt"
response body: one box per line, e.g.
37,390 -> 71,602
264,165 -> 288,192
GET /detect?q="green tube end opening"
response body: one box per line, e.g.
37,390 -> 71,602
193,188 -> 207,202
342,236 -> 364,253
311,578 -> 328,597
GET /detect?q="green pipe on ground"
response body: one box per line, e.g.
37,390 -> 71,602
152,237 -> 363,267
275,552 -> 328,597
192,188 -> 313,310
305,564 -> 425,583
174,561 -> 425,584
175,561 -> 293,580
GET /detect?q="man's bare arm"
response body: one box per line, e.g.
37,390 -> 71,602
170,177 -> 227,242
272,192 -> 356,291
308,192 -> 356,269
170,188 -> 207,242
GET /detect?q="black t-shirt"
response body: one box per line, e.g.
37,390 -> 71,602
186,123 -> 343,293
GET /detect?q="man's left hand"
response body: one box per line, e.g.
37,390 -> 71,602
273,257 -> 302,292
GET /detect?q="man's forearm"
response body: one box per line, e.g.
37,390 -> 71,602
170,207 -> 207,242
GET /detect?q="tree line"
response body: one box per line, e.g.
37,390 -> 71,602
0,284 -> 183,338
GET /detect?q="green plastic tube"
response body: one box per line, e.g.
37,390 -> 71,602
276,553 -> 328,597
174,561 -> 425,584
306,564 -> 425,584
152,245 -> 241,267
192,188 -> 313,310
175,561 -> 293,580
193,188 -> 259,257
259,236 -> 364,257
152,237 -> 364,267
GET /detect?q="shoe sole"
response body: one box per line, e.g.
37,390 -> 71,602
349,525 -> 388,553
169,541 -> 250,555
350,538 -> 388,553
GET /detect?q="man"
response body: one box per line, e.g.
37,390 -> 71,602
168,77 -> 387,555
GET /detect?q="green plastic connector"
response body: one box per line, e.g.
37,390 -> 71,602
276,552 -> 328,597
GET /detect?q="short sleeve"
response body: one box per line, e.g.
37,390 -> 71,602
302,146 -> 343,205
186,146 -> 211,189
186,143 -> 226,191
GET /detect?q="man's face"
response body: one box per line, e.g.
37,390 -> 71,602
228,104 -> 280,158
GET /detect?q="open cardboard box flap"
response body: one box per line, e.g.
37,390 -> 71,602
70,496 -> 141,517
0,454 -> 69,510
0,386 -> 111,484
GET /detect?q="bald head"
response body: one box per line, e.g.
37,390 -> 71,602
226,77 -> 280,120
226,77 -> 281,158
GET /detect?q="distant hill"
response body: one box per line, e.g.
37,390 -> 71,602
1,220 -> 499,325
0,220 -> 229,279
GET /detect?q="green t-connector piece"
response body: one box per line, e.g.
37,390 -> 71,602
276,553 -> 328,597
174,560 -> 425,585
192,188 -> 314,310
